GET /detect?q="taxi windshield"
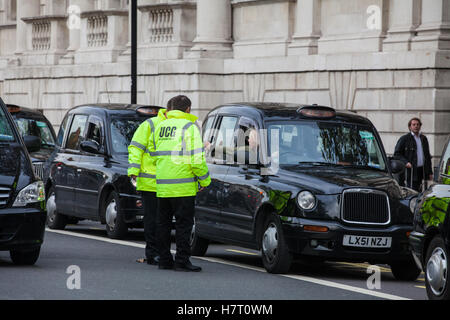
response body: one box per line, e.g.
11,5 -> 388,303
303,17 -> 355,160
0,107 -> 15,142
15,117 -> 55,148
110,117 -> 146,154
267,120 -> 386,171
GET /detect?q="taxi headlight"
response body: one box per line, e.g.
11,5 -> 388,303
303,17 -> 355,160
12,181 -> 45,207
297,191 -> 316,210
409,197 -> 418,214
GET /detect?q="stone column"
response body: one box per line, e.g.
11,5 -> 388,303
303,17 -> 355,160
15,0 -> 40,54
60,0 -> 93,64
288,0 -> 321,55
185,0 -> 232,58
412,0 -> 450,50
383,0 -> 421,51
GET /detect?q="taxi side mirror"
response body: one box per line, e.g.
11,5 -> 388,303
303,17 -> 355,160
390,159 -> 405,174
23,135 -> 41,153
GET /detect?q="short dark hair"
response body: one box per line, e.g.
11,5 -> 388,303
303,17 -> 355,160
167,95 -> 191,112
408,117 -> 422,128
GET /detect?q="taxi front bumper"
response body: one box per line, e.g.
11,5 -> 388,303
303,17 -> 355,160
281,217 -> 413,264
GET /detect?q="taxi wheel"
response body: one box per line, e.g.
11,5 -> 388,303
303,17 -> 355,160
104,191 -> 128,240
46,186 -> 67,230
261,214 -> 292,274
425,236 -> 449,300
10,247 -> 41,265
390,258 -> 421,281
190,219 -> 209,256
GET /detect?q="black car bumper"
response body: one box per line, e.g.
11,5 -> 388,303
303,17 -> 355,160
0,205 -> 46,251
281,217 -> 413,264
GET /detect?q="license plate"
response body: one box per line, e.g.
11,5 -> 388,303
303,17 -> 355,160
343,235 -> 392,248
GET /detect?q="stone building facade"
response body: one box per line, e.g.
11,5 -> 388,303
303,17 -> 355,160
0,0 -> 449,161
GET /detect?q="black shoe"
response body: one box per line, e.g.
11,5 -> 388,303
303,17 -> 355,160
174,262 -> 202,272
147,256 -> 160,265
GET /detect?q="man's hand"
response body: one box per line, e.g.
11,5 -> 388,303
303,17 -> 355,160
405,162 -> 412,169
130,175 -> 137,188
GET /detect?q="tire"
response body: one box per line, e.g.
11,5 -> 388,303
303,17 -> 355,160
260,213 -> 292,274
190,219 -> 209,256
46,186 -> 67,230
10,247 -> 41,265
390,257 -> 421,281
424,236 -> 449,300
104,191 -> 128,239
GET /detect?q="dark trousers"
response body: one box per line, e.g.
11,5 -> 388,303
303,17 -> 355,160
142,191 -> 159,260
157,196 -> 195,265
406,166 -> 424,192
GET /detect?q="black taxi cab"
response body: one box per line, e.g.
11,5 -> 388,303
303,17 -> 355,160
46,104 -> 161,239
0,98 -> 46,265
7,104 -> 57,183
409,135 -> 450,299
191,103 -> 420,279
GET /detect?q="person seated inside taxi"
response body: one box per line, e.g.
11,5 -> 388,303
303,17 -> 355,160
234,127 -> 259,165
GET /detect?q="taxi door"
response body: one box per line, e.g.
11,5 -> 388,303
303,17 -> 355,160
53,114 -> 87,216
221,117 -> 263,244
75,115 -> 107,219
195,115 -> 238,239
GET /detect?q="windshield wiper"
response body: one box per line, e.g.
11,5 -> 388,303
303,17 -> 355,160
42,143 -> 55,147
340,164 -> 385,171
297,161 -> 341,166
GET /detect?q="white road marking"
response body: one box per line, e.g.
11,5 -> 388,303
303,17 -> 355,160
226,249 -> 259,256
46,228 -> 410,300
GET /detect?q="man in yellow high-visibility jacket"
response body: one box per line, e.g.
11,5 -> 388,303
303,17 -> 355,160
128,107 -> 168,265
153,95 -> 210,272
128,99 -> 200,266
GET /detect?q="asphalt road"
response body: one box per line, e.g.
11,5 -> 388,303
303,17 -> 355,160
0,221 -> 427,301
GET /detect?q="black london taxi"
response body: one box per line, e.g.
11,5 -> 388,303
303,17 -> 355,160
0,98 -> 46,265
409,135 -> 450,299
191,103 -> 420,279
46,104 -> 161,239
7,104 -> 57,183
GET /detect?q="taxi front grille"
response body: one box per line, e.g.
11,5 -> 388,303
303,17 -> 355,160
0,186 -> 11,208
341,189 -> 390,225
33,162 -> 44,180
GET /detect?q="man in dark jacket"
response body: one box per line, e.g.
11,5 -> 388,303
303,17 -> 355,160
394,117 -> 433,191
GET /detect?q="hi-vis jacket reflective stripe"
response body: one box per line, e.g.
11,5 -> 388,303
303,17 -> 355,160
127,109 -> 168,192
152,110 -> 211,198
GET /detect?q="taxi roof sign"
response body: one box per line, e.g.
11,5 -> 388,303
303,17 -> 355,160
136,107 -> 159,116
7,105 -> 21,113
297,105 -> 336,119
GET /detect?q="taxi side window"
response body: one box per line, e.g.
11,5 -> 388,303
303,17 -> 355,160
57,115 -> 69,146
65,114 -> 88,150
235,117 -> 259,165
202,116 -> 216,143
86,117 -> 104,146
439,140 -> 450,183
211,116 -> 238,164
